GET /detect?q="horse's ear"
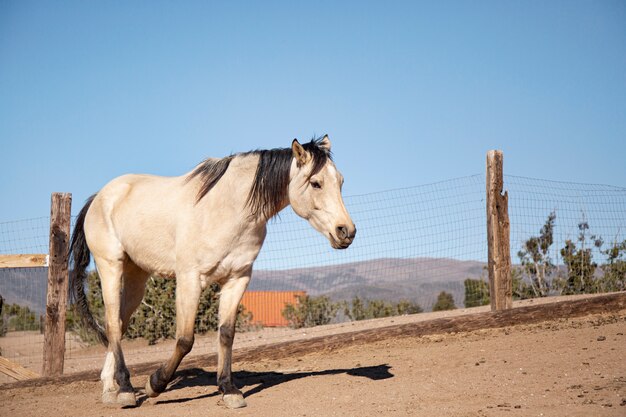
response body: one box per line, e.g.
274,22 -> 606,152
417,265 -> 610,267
319,135 -> 331,152
292,139 -> 309,166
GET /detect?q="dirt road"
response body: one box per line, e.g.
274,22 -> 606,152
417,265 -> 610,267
1,311 -> 624,417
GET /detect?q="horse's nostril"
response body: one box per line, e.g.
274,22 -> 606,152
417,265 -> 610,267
336,225 -> 348,240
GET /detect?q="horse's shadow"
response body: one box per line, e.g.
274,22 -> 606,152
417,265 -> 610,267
139,364 -> 394,405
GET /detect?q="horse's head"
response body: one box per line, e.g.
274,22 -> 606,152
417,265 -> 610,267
288,136 -> 356,249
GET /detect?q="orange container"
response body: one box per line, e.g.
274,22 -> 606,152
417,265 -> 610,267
240,291 -> 306,327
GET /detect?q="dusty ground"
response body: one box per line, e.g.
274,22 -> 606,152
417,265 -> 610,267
0,293 -> 608,382
1,309 -> 625,417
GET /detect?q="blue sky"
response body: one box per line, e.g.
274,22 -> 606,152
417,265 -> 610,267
1,1 -> 625,221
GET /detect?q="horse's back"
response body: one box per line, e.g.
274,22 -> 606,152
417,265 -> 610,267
90,173 -> 185,219
84,173 -> 188,270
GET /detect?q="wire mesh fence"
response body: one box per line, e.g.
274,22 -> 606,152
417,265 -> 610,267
0,217 -> 88,381
0,218 -> 49,381
0,174 -> 625,380
507,175 -> 626,298
0,217 -> 49,255
252,174 -> 488,311
508,176 -> 626,253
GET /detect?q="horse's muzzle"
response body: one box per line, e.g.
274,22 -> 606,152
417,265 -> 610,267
330,225 -> 356,249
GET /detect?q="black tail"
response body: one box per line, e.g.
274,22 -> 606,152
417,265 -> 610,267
69,194 -> 108,346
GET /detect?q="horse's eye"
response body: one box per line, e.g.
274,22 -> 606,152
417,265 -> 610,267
311,181 -> 322,189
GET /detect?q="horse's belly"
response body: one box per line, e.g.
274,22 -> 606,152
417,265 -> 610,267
125,241 -> 177,278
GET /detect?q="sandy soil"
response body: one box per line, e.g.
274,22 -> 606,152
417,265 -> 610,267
1,309 -> 625,417
0,293 -> 608,383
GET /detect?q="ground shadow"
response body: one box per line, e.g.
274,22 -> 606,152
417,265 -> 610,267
146,364 -> 393,406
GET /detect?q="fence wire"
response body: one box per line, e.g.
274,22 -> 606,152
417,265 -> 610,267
506,175 -> 626,297
508,175 -> 626,260
0,217 -> 50,319
252,174 -> 487,311
0,218 -> 82,379
0,217 -> 49,255
0,175 -> 625,380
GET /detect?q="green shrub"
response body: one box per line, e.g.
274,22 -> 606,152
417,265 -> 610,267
282,294 -> 340,329
0,303 -> 39,333
432,291 -> 456,311
344,296 -> 422,321
282,295 -> 423,329
74,271 -> 252,345
464,278 -> 490,307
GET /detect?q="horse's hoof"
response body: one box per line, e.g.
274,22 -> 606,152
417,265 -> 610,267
101,390 -> 118,405
145,379 -> 160,398
117,391 -> 137,407
223,393 -> 247,409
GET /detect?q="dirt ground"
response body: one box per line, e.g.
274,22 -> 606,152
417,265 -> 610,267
0,294 -> 607,382
1,309 -> 625,417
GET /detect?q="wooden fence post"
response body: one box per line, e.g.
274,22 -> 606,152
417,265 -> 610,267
42,192 -> 72,376
486,151 -> 512,311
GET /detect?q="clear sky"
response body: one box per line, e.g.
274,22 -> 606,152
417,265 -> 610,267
1,1 -> 625,221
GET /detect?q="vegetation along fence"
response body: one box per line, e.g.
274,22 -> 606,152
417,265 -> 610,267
0,151 -> 625,382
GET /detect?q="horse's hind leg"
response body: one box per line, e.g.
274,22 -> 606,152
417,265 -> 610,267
217,273 -> 251,409
120,260 -> 149,335
101,260 -> 149,405
95,255 -> 136,407
145,272 -> 201,398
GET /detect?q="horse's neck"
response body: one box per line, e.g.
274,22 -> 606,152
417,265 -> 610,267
190,153 -> 289,225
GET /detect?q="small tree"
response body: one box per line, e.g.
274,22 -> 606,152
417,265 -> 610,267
367,299 -> 394,318
125,276 -> 178,343
598,239 -> 626,292
344,296 -> 367,321
126,278 -> 251,344
432,291 -> 456,311
463,278 -> 490,307
282,294 -> 340,328
395,299 -> 423,315
517,212 -> 556,297
511,266 -> 535,300
0,303 -> 39,332
343,297 -> 422,321
75,271 -> 251,345
558,220 -> 602,295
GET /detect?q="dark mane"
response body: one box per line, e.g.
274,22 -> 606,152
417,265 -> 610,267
187,155 -> 235,202
187,137 -> 332,219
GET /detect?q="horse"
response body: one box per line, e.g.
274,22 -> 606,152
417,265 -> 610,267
69,136 -> 356,408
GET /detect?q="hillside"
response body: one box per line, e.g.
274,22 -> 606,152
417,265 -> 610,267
250,257 -> 487,310
0,257 -> 488,314
0,267 -> 48,315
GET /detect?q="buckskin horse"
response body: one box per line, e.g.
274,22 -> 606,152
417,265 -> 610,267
70,136 -> 356,408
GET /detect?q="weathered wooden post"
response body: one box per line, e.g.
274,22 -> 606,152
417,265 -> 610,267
42,192 -> 72,376
486,151 -> 512,311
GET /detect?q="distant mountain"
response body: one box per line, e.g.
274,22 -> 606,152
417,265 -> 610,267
0,257 -> 488,314
250,257 -> 487,310
0,267 -> 48,315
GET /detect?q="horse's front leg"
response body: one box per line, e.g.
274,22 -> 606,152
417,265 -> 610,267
217,272 -> 251,409
145,272 -> 201,398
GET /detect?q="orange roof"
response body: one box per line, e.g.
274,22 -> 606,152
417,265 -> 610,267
240,291 -> 306,327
